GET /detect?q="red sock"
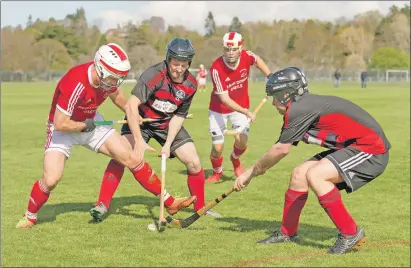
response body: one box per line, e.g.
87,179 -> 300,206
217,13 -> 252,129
131,162 -> 174,207
96,160 -> 125,208
210,155 -> 223,174
280,189 -> 308,236
187,169 -> 205,211
318,186 -> 357,235
231,144 -> 247,159
26,180 -> 50,222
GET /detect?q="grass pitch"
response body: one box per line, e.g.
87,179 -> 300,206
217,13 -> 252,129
1,81 -> 410,267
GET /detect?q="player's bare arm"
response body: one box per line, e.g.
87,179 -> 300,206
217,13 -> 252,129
234,142 -> 291,191
254,55 -> 271,78
53,108 -> 88,132
109,88 -> 128,112
217,93 -> 256,121
161,115 -> 185,158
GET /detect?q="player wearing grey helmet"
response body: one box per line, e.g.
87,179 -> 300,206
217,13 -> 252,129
90,38 -> 221,223
234,67 -> 391,254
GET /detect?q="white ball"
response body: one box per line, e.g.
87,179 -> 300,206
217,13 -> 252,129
147,223 -> 157,232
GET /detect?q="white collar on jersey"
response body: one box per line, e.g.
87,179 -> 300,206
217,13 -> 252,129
88,64 -> 99,88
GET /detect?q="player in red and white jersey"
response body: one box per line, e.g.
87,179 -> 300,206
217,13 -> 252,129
196,64 -> 208,92
206,32 -> 271,183
16,43 -> 195,229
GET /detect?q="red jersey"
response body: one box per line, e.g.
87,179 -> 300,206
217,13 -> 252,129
48,62 -> 118,122
209,50 -> 257,114
198,69 -> 207,78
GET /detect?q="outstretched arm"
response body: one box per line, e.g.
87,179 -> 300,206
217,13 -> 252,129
234,142 -> 291,191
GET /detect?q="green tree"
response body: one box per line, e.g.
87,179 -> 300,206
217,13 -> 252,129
370,46 -> 410,69
228,16 -> 242,33
204,11 -> 216,37
38,25 -> 83,58
33,39 -> 72,74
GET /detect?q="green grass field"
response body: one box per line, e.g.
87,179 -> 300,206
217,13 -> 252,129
1,81 -> 410,267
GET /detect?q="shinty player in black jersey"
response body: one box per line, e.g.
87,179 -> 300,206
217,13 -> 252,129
89,38 -> 221,223
234,67 -> 390,254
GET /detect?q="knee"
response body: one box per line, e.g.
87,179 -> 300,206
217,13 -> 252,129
306,166 -> 323,187
290,166 -> 308,188
235,134 -> 248,148
41,175 -> 60,191
124,152 -> 142,169
211,144 -> 224,157
185,156 -> 202,173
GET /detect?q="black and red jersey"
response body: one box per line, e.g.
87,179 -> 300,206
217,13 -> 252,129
131,61 -> 197,129
277,94 -> 391,155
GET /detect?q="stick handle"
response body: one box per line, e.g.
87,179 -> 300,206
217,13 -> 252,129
196,187 -> 234,217
94,114 -> 194,126
158,154 -> 167,228
225,96 -> 268,136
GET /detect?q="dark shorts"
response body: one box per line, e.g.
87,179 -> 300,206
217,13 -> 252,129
309,147 -> 389,193
120,123 -> 193,158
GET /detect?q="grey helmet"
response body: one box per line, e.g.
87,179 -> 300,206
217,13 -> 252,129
165,38 -> 195,66
265,67 -> 309,105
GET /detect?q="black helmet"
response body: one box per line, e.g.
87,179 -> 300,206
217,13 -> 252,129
166,38 -> 195,64
265,67 -> 309,105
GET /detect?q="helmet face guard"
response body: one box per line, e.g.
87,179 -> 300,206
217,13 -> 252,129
94,43 -> 130,90
94,59 -> 128,90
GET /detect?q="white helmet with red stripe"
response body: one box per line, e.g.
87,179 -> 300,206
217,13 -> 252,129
94,43 -> 131,90
222,32 -> 243,64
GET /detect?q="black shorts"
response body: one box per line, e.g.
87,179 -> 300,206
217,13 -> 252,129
309,147 -> 389,193
120,123 -> 193,158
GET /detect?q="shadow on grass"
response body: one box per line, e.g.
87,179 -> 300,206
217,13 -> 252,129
215,216 -> 337,249
37,195 -> 168,225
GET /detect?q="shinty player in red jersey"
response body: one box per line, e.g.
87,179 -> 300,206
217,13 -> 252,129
206,32 -> 271,183
89,38 -> 221,223
196,64 -> 208,92
15,43 -> 195,229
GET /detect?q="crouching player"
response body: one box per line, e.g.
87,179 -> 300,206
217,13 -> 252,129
234,67 -> 391,254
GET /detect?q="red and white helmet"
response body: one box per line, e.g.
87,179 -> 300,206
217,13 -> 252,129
222,32 -> 243,64
94,43 -> 131,90
222,32 -> 243,48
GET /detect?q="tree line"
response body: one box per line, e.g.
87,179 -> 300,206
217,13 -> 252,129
1,5 -> 410,76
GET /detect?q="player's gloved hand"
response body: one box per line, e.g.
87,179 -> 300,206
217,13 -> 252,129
82,118 -> 96,132
245,109 -> 256,122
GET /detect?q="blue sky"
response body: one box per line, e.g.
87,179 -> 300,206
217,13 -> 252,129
1,1 -> 409,34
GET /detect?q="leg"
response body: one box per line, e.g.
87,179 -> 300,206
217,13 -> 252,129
17,151 -> 66,229
97,129 -> 191,216
17,123 -> 73,229
230,112 -> 250,177
206,110 -> 228,183
305,147 -> 388,254
257,160 -> 316,244
173,141 -> 205,211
